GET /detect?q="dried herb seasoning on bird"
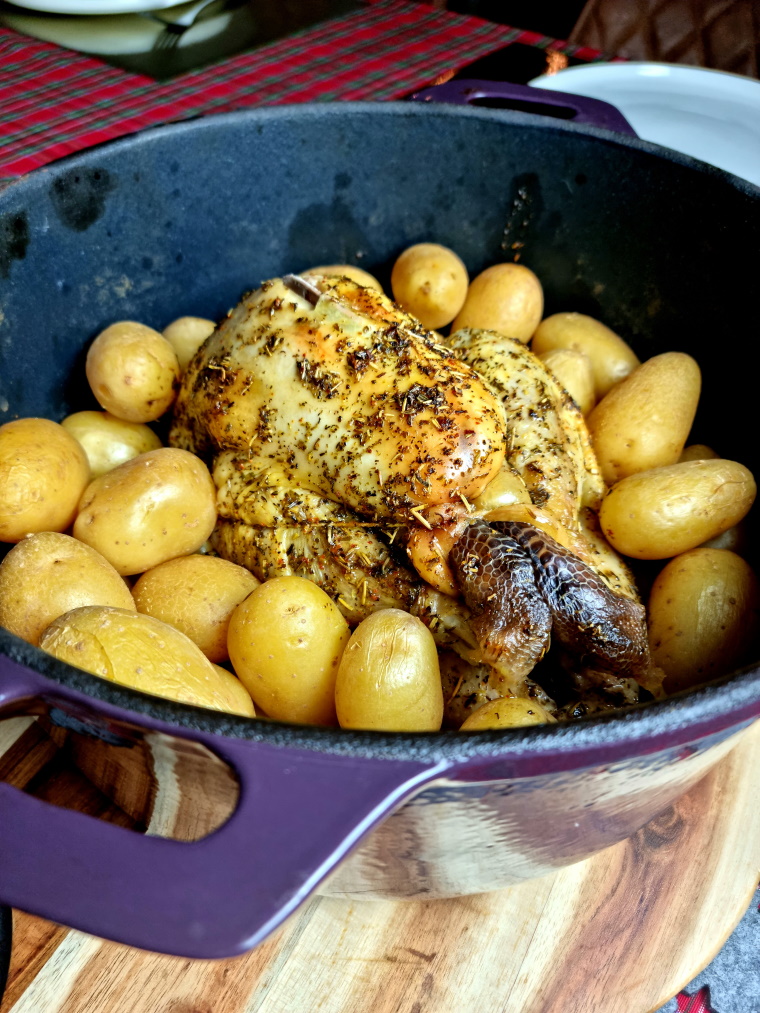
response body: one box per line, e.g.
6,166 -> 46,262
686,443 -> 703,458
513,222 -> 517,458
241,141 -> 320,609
2,246 -> 757,729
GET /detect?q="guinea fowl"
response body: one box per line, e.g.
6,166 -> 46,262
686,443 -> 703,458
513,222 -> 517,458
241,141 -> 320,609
169,273 -> 660,721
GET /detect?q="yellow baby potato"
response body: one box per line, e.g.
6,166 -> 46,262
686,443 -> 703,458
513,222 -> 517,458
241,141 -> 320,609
451,262 -> 543,343
0,531 -> 135,645
587,352 -> 701,485
39,605 -> 255,717
86,320 -> 180,423
211,664 -> 256,717
390,243 -> 469,329
303,264 -> 383,292
227,576 -> 350,726
460,696 -> 556,730
73,447 -> 217,576
531,312 -> 640,398
132,554 -> 260,662
335,609 -> 443,732
0,417 -> 90,543
648,548 -> 760,694
679,443 -> 719,463
538,347 -> 596,415
701,523 -> 748,554
162,316 -> 216,372
599,459 -> 756,560
62,410 -> 162,478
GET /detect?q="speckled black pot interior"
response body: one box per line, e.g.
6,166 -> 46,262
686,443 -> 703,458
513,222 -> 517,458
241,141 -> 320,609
2,102 -> 760,763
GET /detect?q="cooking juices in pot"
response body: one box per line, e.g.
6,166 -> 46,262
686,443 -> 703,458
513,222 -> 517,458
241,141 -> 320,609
1,244 -> 758,732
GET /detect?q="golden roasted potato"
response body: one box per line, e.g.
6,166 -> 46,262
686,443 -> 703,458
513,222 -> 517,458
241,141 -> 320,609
460,696 -> 556,730
0,418 -> 90,543
537,347 -> 596,415
390,242 -> 469,329
587,352 -> 701,485
303,264 -> 383,292
452,262 -> 543,342
62,410 -> 162,478
227,576 -> 350,725
132,554 -> 259,662
335,609 -> 443,731
531,312 -> 639,397
39,605 -> 255,716
162,316 -> 216,372
648,548 -> 760,694
73,448 -> 217,575
86,320 -> 180,423
0,531 -> 135,645
599,459 -> 756,560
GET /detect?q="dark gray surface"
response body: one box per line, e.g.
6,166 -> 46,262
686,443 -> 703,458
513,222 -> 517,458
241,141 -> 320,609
658,887 -> 760,1012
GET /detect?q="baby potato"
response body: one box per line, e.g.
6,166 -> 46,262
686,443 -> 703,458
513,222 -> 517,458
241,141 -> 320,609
701,523 -> 748,555
648,548 -> 760,694
62,410 -> 162,478
679,443 -> 719,463
538,347 -> 596,415
587,352 -> 701,485
39,605 -> 255,717
227,576 -> 350,725
0,418 -> 90,543
451,262 -> 543,343
211,664 -> 256,717
73,448 -> 217,576
303,264 -> 383,292
390,243 -> 469,329
132,554 -> 260,662
460,696 -> 556,730
162,316 -> 216,372
335,609 -> 443,732
86,320 -> 180,423
0,531 -> 135,645
531,312 -> 640,398
599,458 -> 756,560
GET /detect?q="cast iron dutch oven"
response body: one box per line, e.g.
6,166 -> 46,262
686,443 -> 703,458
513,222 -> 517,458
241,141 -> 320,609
1,84 -> 759,959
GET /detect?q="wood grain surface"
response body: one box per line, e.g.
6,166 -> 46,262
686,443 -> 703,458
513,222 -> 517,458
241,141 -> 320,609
2,721 -> 759,1013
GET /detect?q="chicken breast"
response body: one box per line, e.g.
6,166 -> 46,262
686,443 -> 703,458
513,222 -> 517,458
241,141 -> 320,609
171,275 -> 507,522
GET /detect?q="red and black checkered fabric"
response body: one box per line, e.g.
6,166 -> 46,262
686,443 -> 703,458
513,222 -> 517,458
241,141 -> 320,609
1,0 -> 608,177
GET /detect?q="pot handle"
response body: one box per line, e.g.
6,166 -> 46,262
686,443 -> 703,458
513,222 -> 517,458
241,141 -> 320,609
0,659 -> 449,958
410,79 -> 637,136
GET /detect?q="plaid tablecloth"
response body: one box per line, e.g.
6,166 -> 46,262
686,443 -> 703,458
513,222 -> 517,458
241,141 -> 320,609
0,0 -> 609,177
0,3 -> 756,1009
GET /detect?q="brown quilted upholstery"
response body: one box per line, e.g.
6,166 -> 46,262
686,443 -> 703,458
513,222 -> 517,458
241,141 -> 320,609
569,0 -> 759,78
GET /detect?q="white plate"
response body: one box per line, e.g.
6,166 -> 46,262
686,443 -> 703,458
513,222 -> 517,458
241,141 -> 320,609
530,63 -> 760,187
0,5 -> 233,53
4,0 -> 191,14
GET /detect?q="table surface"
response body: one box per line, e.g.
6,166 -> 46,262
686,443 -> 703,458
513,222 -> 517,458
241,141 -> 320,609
0,4 -> 758,1010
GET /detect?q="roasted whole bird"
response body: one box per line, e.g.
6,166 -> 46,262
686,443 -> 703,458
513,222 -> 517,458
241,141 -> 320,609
170,273 -> 663,724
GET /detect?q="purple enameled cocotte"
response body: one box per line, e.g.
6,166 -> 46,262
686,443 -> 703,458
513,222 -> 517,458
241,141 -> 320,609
1,89 -> 759,958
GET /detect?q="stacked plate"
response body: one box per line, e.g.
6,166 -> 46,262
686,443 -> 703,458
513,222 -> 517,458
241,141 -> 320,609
531,63 -> 760,187
0,0 -> 245,65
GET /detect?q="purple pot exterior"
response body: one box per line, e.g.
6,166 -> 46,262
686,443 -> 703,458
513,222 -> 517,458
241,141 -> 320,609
1,102 -> 759,957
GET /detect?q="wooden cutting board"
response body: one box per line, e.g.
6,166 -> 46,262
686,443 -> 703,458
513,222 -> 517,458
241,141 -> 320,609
2,721 -> 760,1013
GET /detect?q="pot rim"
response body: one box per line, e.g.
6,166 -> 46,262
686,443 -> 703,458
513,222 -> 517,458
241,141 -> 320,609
3,100 -> 759,199
2,101 -> 759,766
3,624 -> 760,765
